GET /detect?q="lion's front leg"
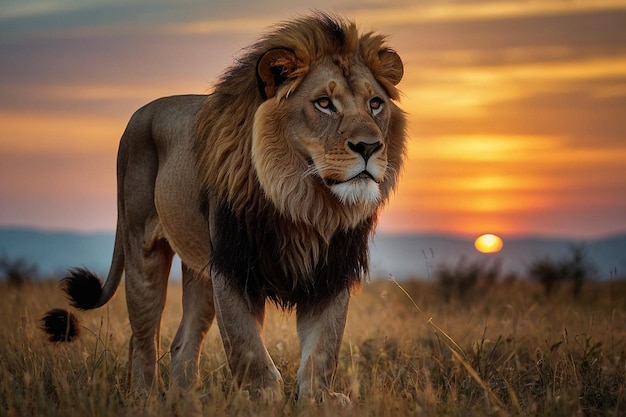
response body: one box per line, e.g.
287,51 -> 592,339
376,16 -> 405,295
212,271 -> 284,402
296,288 -> 351,406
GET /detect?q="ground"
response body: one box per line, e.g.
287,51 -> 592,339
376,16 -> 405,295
1,276 -> 625,417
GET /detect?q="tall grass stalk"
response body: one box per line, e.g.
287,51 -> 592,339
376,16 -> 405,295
389,275 -> 506,412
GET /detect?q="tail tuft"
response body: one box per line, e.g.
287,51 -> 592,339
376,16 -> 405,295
40,308 -> 80,342
62,268 -> 103,310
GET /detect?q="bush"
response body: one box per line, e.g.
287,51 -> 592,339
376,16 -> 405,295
528,245 -> 594,297
0,254 -> 38,287
435,257 -> 500,302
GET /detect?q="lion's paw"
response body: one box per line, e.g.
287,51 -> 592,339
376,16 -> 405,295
307,390 -> 351,407
241,383 -> 284,404
326,392 -> 351,407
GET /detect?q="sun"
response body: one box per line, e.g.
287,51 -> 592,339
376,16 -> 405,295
474,233 -> 503,254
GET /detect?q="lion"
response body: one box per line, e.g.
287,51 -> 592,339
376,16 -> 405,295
44,13 -> 407,404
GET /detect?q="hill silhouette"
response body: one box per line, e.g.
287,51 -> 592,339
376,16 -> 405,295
1,227 -> 624,280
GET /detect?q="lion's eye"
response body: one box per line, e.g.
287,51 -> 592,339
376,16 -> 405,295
314,97 -> 335,114
369,97 -> 384,116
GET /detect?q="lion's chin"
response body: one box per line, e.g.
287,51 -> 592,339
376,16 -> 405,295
330,179 -> 382,206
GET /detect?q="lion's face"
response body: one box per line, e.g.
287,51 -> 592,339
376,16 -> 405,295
286,60 -> 392,206
252,48 -> 404,226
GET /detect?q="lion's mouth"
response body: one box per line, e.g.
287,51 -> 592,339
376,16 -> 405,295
324,171 -> 379,186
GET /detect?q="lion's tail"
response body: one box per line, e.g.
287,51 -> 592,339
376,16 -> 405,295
63,223 -> 125,310
41,223 -> 125,342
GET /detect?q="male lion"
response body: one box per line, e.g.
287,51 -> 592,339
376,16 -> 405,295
49,13 -> 406,403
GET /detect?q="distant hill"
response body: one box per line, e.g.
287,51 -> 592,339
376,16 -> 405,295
369,233 -> 626,280
0,228 -> 115,278
1,227 -> 625,280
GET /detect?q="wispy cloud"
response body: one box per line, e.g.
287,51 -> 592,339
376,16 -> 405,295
404,56 -> 626,119
0,0 -> 83,19
161,17 -> 274,35
352,0 -> 626,25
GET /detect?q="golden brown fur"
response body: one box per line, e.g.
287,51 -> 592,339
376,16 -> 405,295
50,13 -> 407,404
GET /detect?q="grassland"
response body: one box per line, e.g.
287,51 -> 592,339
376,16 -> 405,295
1,277 -> 625,416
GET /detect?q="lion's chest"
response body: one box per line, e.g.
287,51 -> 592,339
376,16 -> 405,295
209,203 -> 372,308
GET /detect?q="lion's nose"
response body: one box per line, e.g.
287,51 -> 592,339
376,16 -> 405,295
348,140 -> 383,161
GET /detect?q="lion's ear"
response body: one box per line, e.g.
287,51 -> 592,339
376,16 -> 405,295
256,48 -> 302,99
378,49 -> 403,86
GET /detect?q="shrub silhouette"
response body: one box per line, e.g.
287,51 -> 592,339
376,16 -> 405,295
0,254 -> 38,287
435,257 -> 500,302
528,245 -> 594,297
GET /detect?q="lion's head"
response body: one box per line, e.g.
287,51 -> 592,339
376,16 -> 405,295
198,13 -> 406,245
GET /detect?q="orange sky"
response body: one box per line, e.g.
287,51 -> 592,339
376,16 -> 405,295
1,1 -> 626,238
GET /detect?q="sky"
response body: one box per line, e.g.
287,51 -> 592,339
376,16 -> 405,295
1,0 -> 625,239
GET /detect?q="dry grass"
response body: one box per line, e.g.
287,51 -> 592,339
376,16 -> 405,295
1,277 -> 625,416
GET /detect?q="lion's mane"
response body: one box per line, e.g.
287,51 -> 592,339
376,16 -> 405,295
196,13 -> 407,308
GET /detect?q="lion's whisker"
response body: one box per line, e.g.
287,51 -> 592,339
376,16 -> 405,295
302,163 -> 320,179
384,165 -> 398,182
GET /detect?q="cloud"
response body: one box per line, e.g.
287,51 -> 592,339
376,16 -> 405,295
0,111 -> 122,154
352,0 -> 626,25
403,55 -> 626,121
0,0 -> 84,20
162,17 -> 275,36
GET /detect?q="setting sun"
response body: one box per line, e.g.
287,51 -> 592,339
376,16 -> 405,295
474,234 -> 504,254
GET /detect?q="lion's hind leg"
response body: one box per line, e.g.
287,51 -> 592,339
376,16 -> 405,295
170,264 -> 215,390
124,231 -> 173,397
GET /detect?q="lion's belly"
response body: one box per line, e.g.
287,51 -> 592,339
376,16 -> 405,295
154,160 -> 211,273
156,192 -> 210,273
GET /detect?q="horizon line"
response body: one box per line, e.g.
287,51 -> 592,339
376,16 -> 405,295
2,223 -> 625,242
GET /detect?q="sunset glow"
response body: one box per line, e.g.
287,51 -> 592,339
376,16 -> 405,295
1,1 -> 625,237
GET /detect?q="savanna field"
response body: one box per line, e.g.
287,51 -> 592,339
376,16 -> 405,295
1,275 -> 625,417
